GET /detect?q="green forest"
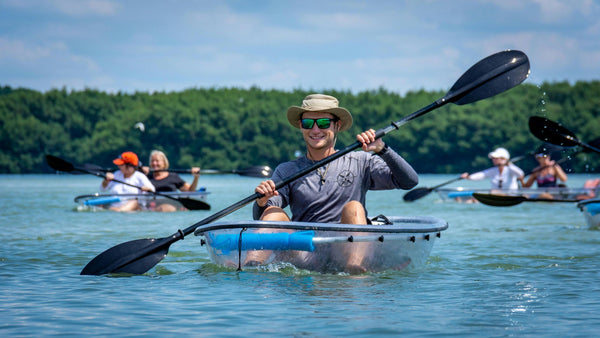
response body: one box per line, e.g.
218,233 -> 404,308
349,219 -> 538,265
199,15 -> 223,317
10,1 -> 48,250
1,81 -> 599,175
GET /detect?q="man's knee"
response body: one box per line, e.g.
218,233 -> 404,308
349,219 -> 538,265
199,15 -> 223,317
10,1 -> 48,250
341,201 -> 366,224
260,206 -> 290,221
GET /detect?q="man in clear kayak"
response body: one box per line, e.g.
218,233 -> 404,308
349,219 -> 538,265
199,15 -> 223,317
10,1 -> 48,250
252,94 -> 418,273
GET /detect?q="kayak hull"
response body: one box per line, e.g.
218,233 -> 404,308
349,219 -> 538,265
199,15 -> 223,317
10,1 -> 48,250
436,187 -> 597,203
193,216 -> 448,274
577,198 -> 600,229
74,191 -> 210,212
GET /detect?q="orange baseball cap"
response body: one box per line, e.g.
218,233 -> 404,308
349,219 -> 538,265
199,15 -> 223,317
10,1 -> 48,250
113,151 -> 139,166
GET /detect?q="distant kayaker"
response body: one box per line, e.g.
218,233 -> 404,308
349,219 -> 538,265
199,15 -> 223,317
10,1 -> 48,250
252,94 -> 419,273
520,146 -> 568,188
142,150 -> 201,212
460,147 -> 524,190
144,150 -> 200,192
100,151 -> 155,212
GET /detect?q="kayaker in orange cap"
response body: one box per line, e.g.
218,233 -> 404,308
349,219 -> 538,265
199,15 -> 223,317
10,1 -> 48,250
101,151 -> 155,212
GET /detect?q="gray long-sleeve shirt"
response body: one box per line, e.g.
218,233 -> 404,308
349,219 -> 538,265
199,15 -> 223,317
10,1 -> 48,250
253,147 -> 418,223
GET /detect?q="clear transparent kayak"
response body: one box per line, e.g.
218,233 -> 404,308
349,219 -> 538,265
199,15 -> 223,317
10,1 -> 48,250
193,215 -> 448,274
577,198 -> 600,229
74,190 -> 210,211
436,187 -> 597,203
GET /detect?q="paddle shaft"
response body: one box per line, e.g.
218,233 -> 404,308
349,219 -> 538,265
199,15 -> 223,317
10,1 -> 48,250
97,167 -> 265,175
152,169 -> 241,174
156,167 -> 272,178
91,166 -> 272,178
429,177 -> 463,191
561,135 -> 600,153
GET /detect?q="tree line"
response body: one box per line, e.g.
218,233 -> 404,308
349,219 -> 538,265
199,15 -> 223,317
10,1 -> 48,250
1,81 -> 599,176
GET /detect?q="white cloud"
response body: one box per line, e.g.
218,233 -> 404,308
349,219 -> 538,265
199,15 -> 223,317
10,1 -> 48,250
0,37 -> 54,62
51,0 -> 119,16
0,0 -> 119,16
532,0 -> 599,22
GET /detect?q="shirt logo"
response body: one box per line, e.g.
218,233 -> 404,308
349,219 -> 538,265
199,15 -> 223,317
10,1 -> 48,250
337,170 -> 355,187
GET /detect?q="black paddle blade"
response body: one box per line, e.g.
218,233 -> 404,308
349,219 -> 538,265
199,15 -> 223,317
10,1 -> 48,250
403,187 -> 433,202
81,238 -> 170,275
447,50 -> 530,105
178,198 -> 211,211
472,193 -> 526,207
584,137 -> 600,153
473,193 -> 580,207
237,166 -> 273,178
509,153 -> 532,164
528,116 -> 580,147
46,154 -> 75,172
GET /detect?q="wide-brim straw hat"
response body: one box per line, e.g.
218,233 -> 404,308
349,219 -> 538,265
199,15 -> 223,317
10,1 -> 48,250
286,94 -> 353,132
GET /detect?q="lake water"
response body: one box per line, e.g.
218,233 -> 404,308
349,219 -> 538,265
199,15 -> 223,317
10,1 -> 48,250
1,173 -> 600,336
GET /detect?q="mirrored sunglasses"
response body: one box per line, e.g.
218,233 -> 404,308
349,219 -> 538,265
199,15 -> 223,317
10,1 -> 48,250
300,118 -> 338,130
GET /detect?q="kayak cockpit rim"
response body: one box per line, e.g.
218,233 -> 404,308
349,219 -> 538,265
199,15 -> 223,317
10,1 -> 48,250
193,216 -> 448,236
74,190 -> 210,203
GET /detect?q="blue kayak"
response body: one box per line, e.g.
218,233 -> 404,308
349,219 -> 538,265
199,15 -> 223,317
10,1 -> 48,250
577,198 -> 600,229
74,190 -> 210,211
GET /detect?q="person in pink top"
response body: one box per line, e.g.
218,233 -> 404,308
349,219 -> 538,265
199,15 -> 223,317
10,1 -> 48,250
521,147 -> 568,188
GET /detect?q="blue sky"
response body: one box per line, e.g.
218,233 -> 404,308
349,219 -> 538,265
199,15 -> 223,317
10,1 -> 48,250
1,0 -> 599,95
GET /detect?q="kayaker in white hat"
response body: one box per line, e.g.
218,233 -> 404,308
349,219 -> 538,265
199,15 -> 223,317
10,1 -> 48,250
461,147 -> 524,190
252,94 -> 419,273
